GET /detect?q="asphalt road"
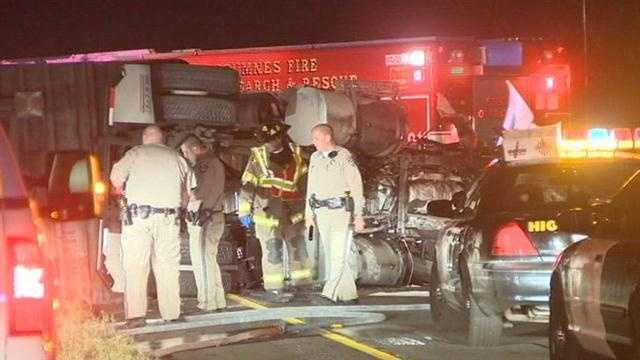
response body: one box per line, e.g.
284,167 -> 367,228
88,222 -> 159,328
155,289 -> 549,360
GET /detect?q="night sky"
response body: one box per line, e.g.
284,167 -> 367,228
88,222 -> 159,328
1,0 -> 638,124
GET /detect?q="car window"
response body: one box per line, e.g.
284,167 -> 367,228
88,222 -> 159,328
487,161 -> 640,213
48,153 -> 92,195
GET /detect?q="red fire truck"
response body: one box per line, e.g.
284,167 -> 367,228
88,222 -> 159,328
172,37 -> 571,143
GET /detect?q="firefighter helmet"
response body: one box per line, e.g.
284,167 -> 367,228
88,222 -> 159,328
254,121 -> 290,143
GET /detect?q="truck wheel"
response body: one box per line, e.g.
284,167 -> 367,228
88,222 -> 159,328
430,263 -> 459,330
465,296 -> 503,347
159,95 -> 237,126
549,273 -> 584,359
460,259 -> 503,347
152,63 -> 240,96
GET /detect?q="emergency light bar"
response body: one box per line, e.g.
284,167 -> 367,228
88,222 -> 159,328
504,125 -> 640,163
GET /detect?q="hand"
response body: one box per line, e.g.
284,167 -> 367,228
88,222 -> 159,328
239,215 -> 253,229
353,216 -> 365,233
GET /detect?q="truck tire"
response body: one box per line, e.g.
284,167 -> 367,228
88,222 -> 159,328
549,273 -> 585,360
465,296 -> 503,347
460,258 -> 503,347
430,263 -> 459,330
159,95 -> 236,126
152,63 -> 240,96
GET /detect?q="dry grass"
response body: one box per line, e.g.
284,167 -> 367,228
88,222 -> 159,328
57,307 -> 149,360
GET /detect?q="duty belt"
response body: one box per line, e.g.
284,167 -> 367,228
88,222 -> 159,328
309,196 -> 348,210
128,204 -> 181,219
186,208 -> 222,226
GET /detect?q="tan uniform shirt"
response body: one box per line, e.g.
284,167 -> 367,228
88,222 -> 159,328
110,143 -> 193,208
305,146 -> 364,219
193,152 -> 225,211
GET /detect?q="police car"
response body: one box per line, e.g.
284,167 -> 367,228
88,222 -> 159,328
0,126 -> 56,359
550,165 -> 640,359
427,125 -> 640,346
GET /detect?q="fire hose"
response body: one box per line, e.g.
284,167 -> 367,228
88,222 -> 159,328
121,303 -> 430,357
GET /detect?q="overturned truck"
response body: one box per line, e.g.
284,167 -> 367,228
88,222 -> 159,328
143,69 -> 478,294
0,61 -> 478,305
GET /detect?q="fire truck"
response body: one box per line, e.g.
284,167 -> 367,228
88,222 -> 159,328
170,36 -> 572,143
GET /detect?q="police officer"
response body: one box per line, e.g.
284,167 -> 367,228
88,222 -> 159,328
180,136 -> 227,312
238,121 -> 310,302
305,124 -> 364,304
110,125 -> 193,327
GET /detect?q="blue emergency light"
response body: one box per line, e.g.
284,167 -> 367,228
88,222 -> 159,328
587,128 -> 610,141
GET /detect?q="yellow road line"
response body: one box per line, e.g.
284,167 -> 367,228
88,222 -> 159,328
226,294 -> 402,360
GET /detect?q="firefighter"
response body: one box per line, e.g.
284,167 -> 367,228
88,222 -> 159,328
110,125 -> 194,328
305,124 -> 364,304
180,136 -> 227,312
238,121 -> 310,302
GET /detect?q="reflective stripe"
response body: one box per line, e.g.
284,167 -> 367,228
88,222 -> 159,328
238,201 -> 252,215
261,177 -> 298,191
290,269 -> 313,280
263,273 -> 284,288
254,214 -> 280,228
252,147 -> 274,178
291,144 -> 308,182
290,212 -> 304,224
248,144 -> 306,191
241,170 -> 260,185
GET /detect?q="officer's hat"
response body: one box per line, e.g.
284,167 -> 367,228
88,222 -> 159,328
254,121 -> 290,143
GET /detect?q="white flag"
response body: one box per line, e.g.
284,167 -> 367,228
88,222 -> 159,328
502,80 -> 536,130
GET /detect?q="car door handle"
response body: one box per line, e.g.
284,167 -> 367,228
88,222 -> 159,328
594,254 -> 604,262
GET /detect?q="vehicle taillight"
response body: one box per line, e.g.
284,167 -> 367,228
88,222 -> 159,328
8,237 -> 51,334
491,222 -> 539,257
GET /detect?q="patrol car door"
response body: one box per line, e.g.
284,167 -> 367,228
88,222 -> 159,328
598,174 -> 640,348
45,151 -> 113,306
568,173 -> 640,355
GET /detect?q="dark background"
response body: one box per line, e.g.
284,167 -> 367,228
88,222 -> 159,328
1,0 -> 638,125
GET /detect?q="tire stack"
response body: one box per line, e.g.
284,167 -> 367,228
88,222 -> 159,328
152,63 -> 240,127
152,63 -> 283,130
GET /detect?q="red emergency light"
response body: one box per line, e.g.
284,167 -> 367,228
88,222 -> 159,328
611,128 -> 634,150
545,76 -> 555,91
